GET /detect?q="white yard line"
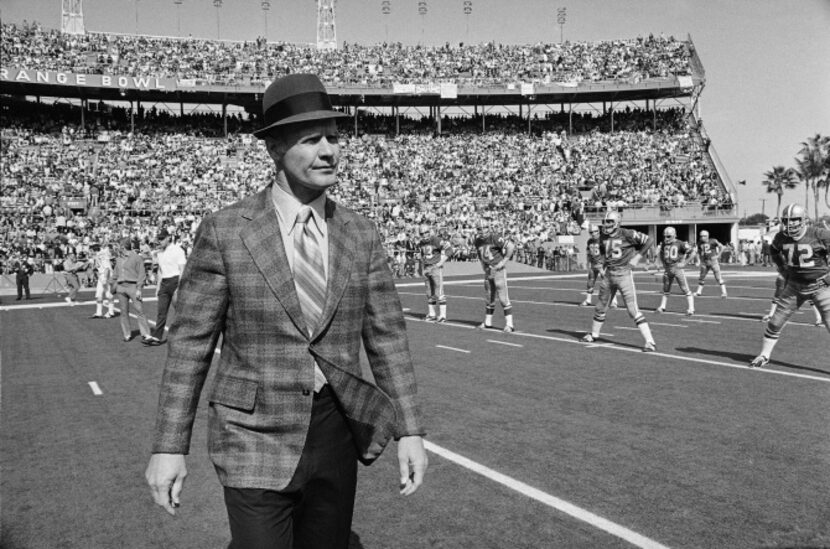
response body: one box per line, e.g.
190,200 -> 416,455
436,344 -> 470,354
423,440 -> 671,549
88,381 -> 103,395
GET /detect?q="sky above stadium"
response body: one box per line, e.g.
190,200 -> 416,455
3,0 -> 829,218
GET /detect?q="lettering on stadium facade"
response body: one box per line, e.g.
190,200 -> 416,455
0,68 -> 176,91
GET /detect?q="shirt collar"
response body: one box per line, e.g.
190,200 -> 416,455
270,183 -> 327,237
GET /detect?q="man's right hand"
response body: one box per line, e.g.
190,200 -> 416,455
145,453 -> 187,516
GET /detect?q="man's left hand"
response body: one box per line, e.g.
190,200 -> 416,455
397,435 -> 428,496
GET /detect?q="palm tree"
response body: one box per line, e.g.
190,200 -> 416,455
795,134 -> 830,219
762,166 -> 799,220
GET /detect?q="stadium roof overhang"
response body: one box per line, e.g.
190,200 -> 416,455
1,71 -> 701,114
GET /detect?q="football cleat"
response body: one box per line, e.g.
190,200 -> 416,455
694,291 -> 702,297
610,301 -> 619,309
761,314 -> 772,322
655,307 -> 665,313
815,319 -> 824,327
436,317 -> 446,323
721,293 -> 728,299
477,322 -> 492,330
581,333 -> 596,343
685,310 -> 694,316
503,325 -> 515,333
103,313 -> 115,319
749,355 -> 769,368
425,315 -> 437,322
580,299 -> 592,307
643,341 -> 657,353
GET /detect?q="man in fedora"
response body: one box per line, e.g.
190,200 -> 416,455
145,73 -> 428,548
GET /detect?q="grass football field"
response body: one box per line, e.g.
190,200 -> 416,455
2,264 -> 829,548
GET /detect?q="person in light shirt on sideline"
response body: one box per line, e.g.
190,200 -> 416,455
143,228 -> 186,346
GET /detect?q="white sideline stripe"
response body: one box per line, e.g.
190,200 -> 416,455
648,322 -> 687,328
436,344 -> 470,354
423,440 -> 670,549
88,381 -> 103,395
486,339 -> 523,348
681,318 -> 720,324
614,326 -> 640,331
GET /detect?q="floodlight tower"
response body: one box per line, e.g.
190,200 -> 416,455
316,0 -> 337,50
61,0 -> 85,35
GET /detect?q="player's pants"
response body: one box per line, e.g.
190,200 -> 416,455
423,265 -> 445,305
484,267 -> 511,312
764,279 -> 830,338
663,268 -> 691,295
586,266 -> 601,292
698,261 -> 724,285
594,269 -> 641,321
96,277 -> 113,302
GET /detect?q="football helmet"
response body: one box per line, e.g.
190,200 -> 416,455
588,224 -> 600,238
664,226 -> 677,244
781,203 -> 807,239
602,211 -> 621,235
699,230 -> 709,242
419,223 -> 432,237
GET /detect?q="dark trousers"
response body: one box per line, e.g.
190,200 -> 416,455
223,386 -> 358,549
16,277 -> 30,299
153,276 -> 178,340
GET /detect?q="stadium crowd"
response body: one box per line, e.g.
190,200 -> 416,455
1,95 -> 732,280
2,21 -> 692,87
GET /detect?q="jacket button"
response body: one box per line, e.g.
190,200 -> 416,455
302,389 -> 311,396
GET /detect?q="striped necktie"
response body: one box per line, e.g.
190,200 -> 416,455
293,206 -> 326,334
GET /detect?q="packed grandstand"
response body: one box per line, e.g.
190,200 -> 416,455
0,20 -> 736,278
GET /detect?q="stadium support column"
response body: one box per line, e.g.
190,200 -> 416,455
568,103 -> 573,135
436,104 -> 442,135
527,101 -> 532,134
394,106 -> 399,136
610,101 -> 614,132
222,103 -> 227,137
130,101 -> 135,133
353,107 -> 358,137
80,99 -> 86,130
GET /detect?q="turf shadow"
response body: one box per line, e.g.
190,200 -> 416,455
676,346 -> 830,377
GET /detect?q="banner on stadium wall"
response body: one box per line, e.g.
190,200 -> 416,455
392,82 -> 441,95
440,83 -> 457,99
0,68 -> 177,91
520,83 -> 534,96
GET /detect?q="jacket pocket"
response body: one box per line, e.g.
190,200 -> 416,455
208,375 -> 258,412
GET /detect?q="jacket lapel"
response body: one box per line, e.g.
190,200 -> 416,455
239,187 -> 307,336
313,199 -> 354,339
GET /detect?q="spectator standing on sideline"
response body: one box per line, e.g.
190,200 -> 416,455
62,252 -> 87,304
15,258 -> 33,300
144,229 -> 186,346
145,74 -> 427,549
113,238 -> 153,343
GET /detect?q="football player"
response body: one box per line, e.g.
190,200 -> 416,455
751,204 -> 830,367
655,226 -> 695,315
581,224 -> 618,308
475,219 -> 516,332
694,230 -> 728,298
418,222 -> 452,322
90,242 -> 116,319
581,210 -> 657,352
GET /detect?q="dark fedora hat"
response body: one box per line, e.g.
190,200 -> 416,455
253,73 -> 348,138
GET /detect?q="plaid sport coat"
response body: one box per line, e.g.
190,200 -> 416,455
151,186 -> 424,490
